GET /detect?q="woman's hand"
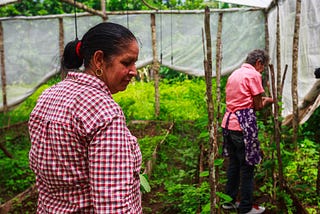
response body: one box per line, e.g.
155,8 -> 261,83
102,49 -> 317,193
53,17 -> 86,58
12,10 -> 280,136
262,97 -> 274,107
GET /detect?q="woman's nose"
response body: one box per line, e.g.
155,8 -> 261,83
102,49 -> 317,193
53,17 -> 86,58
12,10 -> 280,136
129,67 -> 137,76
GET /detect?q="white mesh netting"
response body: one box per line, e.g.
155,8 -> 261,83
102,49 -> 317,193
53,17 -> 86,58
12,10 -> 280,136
1,0 -> 320,122
0,8 -> 265,108
268,0 -> 320,120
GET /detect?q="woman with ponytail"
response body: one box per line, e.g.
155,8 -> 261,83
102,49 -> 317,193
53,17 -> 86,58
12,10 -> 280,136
28,22 -> 142,213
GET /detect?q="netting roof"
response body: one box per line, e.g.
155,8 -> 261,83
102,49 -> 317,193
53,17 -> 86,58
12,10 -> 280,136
0,8 -> 266,109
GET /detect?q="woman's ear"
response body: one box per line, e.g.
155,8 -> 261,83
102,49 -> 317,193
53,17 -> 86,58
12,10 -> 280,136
92,50 -> 105,69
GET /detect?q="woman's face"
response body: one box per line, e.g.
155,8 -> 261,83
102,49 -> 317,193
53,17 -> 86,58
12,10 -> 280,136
102,40 -> 139,94
254,60 -> 265,73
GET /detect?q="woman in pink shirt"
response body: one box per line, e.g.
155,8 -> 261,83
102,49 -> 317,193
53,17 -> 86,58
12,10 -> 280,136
221,49 -> 273,214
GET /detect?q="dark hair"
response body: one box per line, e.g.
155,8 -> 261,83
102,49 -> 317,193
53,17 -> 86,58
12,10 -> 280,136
61,22 -> 137,70
245,49 -> 269,67
315,68 -> 320,79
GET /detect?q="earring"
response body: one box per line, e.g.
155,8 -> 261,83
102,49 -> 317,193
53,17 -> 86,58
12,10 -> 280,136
95,68 -> 103,77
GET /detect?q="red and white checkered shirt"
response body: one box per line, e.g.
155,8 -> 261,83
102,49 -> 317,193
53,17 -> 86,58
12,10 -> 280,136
29,72 -> 142,213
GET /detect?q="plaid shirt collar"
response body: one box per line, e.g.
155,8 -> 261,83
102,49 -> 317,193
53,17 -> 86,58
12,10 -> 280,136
65,72 -> 111,96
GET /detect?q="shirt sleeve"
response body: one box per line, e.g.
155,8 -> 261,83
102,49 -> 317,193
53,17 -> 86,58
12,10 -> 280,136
248,73 -> 264,96
88,114 -> 136,213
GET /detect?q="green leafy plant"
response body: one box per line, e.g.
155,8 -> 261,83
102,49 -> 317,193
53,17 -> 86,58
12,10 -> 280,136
1,74 -> 319,213
140,174 -> 151,193
0,136 -> 35,204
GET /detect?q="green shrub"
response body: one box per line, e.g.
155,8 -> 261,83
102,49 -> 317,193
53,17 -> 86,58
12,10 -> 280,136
0,135 -> 35,203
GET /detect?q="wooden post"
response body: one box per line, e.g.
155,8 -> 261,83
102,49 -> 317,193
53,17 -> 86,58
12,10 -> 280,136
203,6 -> 217,214
275,2 -> 284,189
60,0 -> 107,19
59,17 -> 67,80
151,13 -> 160,117
264,10 -> 269,55
269,64 -> 284,188
291,0 -> 301,146
101,0 -> 107,22
276,4 -> 282,100
263,10 -> 271,95
215,12 -> 223,140
214,12 -> 223,200
0,21 -> 7,114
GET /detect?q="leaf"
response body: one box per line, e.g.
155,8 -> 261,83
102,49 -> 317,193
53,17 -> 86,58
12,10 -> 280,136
201,202 -> 211,212
199,171 -> 209,177
214,158 -> 224,166
216,192 -> 233,203
140,174 -> 151,193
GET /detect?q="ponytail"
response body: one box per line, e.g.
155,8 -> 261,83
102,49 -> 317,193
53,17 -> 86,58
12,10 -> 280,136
61,39 -> 83,70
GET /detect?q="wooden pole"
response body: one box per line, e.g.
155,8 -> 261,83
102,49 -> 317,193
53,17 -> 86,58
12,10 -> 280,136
143,122 -> 174,177
263,10 -> 270,95
214,13 -> 223,204
291,0 -> 301,146
275,2 -> 284,189
60,0 -> 107,19
276,4 -> 282,100
0,21 -> 7,114
269,64 -> 284,188
204,6 -> 217,214
0,185 -> 37,214
101,0 -> 107,22
215,12 -> 223,141
199,27 -> 206,185
150,13 -> 160,117
59,17 -> 67,80
264,10 -> 269,55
